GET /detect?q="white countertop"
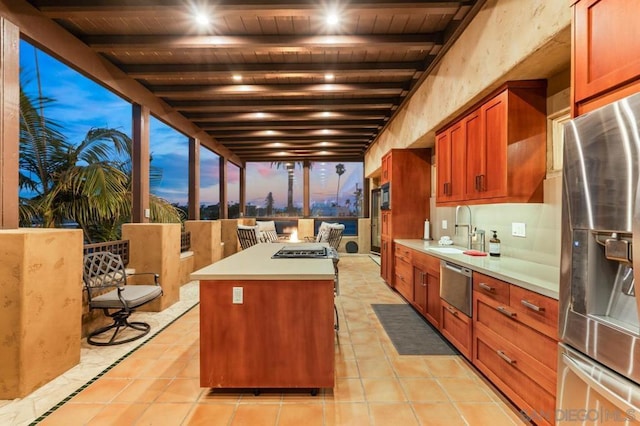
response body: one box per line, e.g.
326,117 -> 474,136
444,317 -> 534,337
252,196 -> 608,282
395,239 -> 560,300
191,243 -> 336,281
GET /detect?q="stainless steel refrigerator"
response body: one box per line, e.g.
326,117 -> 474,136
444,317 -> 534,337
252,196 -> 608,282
558,92 -> 640,424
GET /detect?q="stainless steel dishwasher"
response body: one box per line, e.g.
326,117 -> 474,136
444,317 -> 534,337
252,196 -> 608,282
440,261 -> 472,317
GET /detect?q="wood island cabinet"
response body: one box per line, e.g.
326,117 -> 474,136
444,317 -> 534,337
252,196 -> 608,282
379,149 -> 431,286
572,0 -> 640,116
472,272 -> 558,426
436,81 -> 547,206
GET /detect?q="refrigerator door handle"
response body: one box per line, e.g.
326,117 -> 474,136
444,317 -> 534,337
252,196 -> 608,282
561,353 -> 640,415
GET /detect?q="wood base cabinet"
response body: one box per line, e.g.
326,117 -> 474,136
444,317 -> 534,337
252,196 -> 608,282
412,250 -> 441,328
381,237 -> 393,286
440,299 -> 472,359
394,244 -> 413,301
472,272 -> 558,425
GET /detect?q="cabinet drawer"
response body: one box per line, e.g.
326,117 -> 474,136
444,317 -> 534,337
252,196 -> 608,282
474,294 -> 556,373
395,256 -> 413,300
394,244 -> 412,263
509,285 -> 558,340
440,300 -> 472,359
413,251 -> 440,277
473,272 -> 509,305
474,329 -> 555,426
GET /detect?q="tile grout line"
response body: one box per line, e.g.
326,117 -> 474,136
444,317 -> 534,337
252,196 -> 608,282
28,301 -> 200,425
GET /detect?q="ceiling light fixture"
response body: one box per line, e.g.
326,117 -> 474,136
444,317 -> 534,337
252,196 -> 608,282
232,74 -> 243,82
324,73 -> 335,81
255,112 -> 265,118
326,10 -> 340,27
321,111 -> 332,118
195,12 -> 210,27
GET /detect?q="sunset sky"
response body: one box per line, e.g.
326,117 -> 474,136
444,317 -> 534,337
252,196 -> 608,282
19,41 -> 363,210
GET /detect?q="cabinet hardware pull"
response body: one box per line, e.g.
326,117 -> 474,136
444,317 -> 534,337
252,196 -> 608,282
521,299 -> 544,312
475,175 -> 480,191
496,306 -> 516,318
479,174 -> 486,191
497,350 -> 515,365
446,305 -> 458,316
479,283 -> 494,292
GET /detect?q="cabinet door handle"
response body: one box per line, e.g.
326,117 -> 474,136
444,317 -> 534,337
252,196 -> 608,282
446,305 -> 458,316
497,350 -> 516,365
479,283 -> 494,292
496,306 -> 516,318
474,175 -> 480,191
521,299 -> 544,312
479,174 -> 486,191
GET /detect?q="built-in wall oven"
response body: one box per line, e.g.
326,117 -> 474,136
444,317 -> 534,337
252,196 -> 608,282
440,261 -> 472,317
558,92 -> 640,424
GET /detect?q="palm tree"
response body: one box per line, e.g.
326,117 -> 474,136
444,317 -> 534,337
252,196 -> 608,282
265,191 -> 274,216
271,161 -> 298,215
19,84 -> 183,242
335,163 -> 345,206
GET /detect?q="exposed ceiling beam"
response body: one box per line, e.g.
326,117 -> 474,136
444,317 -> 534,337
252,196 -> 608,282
121,61 -> 427,79
168,98 -> 401,112
35,1 -> 462,19
186,112 -> 389,122
151,83 -> 408,99
85,34 -> 443,53
211,129 -> 375,138
201,121 -> 381,131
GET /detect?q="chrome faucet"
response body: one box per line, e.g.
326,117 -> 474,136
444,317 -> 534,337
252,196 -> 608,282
455,205 -> 473,249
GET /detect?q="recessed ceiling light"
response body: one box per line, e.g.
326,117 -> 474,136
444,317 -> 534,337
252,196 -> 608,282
255,112 -> 265,118
195,12 -> 210,26
322,111 -> 332,118
265,130 -> 275,135
321,129 -> 331,134
326,10 -> 340,27
232,74 -> 242,82
324,73 -> 334,81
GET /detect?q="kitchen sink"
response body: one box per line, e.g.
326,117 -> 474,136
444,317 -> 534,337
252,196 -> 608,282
428,247 -> 465,254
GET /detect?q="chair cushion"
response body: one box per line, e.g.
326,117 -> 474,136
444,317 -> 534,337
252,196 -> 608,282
256,220 -> 276,232
260,229 -> 279,243
316,221 -> 333,242
90,285 -> 162,309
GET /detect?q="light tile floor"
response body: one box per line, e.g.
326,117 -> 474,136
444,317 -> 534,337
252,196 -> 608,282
3,255 -> 527,425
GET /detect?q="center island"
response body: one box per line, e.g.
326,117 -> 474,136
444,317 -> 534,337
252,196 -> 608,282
190,243 -> 336,392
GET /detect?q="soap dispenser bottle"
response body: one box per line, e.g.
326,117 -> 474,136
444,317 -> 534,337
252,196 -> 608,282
489,230 -> 501,257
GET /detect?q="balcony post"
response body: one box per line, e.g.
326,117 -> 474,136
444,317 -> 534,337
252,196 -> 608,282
131,104 -> 150,223
0,17 -> 19,229
188,137 -> 200,220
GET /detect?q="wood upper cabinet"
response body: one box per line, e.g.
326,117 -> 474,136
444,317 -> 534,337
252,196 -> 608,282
436,120 -> 466,202
436,81 -> 547,206
572,0 -> 640,116
381,152 -> 392,184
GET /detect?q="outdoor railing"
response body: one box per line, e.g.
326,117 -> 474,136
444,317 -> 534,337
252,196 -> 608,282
181,231 -> 191,253
83,239 -> 130,266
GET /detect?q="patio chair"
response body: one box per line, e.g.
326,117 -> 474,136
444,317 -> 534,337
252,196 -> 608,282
327,225 -> 345,251
256,220 -> 279,243
83,251 -> 162,346
237,225 -> 260,249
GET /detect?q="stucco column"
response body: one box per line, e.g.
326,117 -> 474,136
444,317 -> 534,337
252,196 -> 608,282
122,223 -> 181,311
297,218 -> 315,240
0,228 -> 83,398
185,220 -> 223,270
